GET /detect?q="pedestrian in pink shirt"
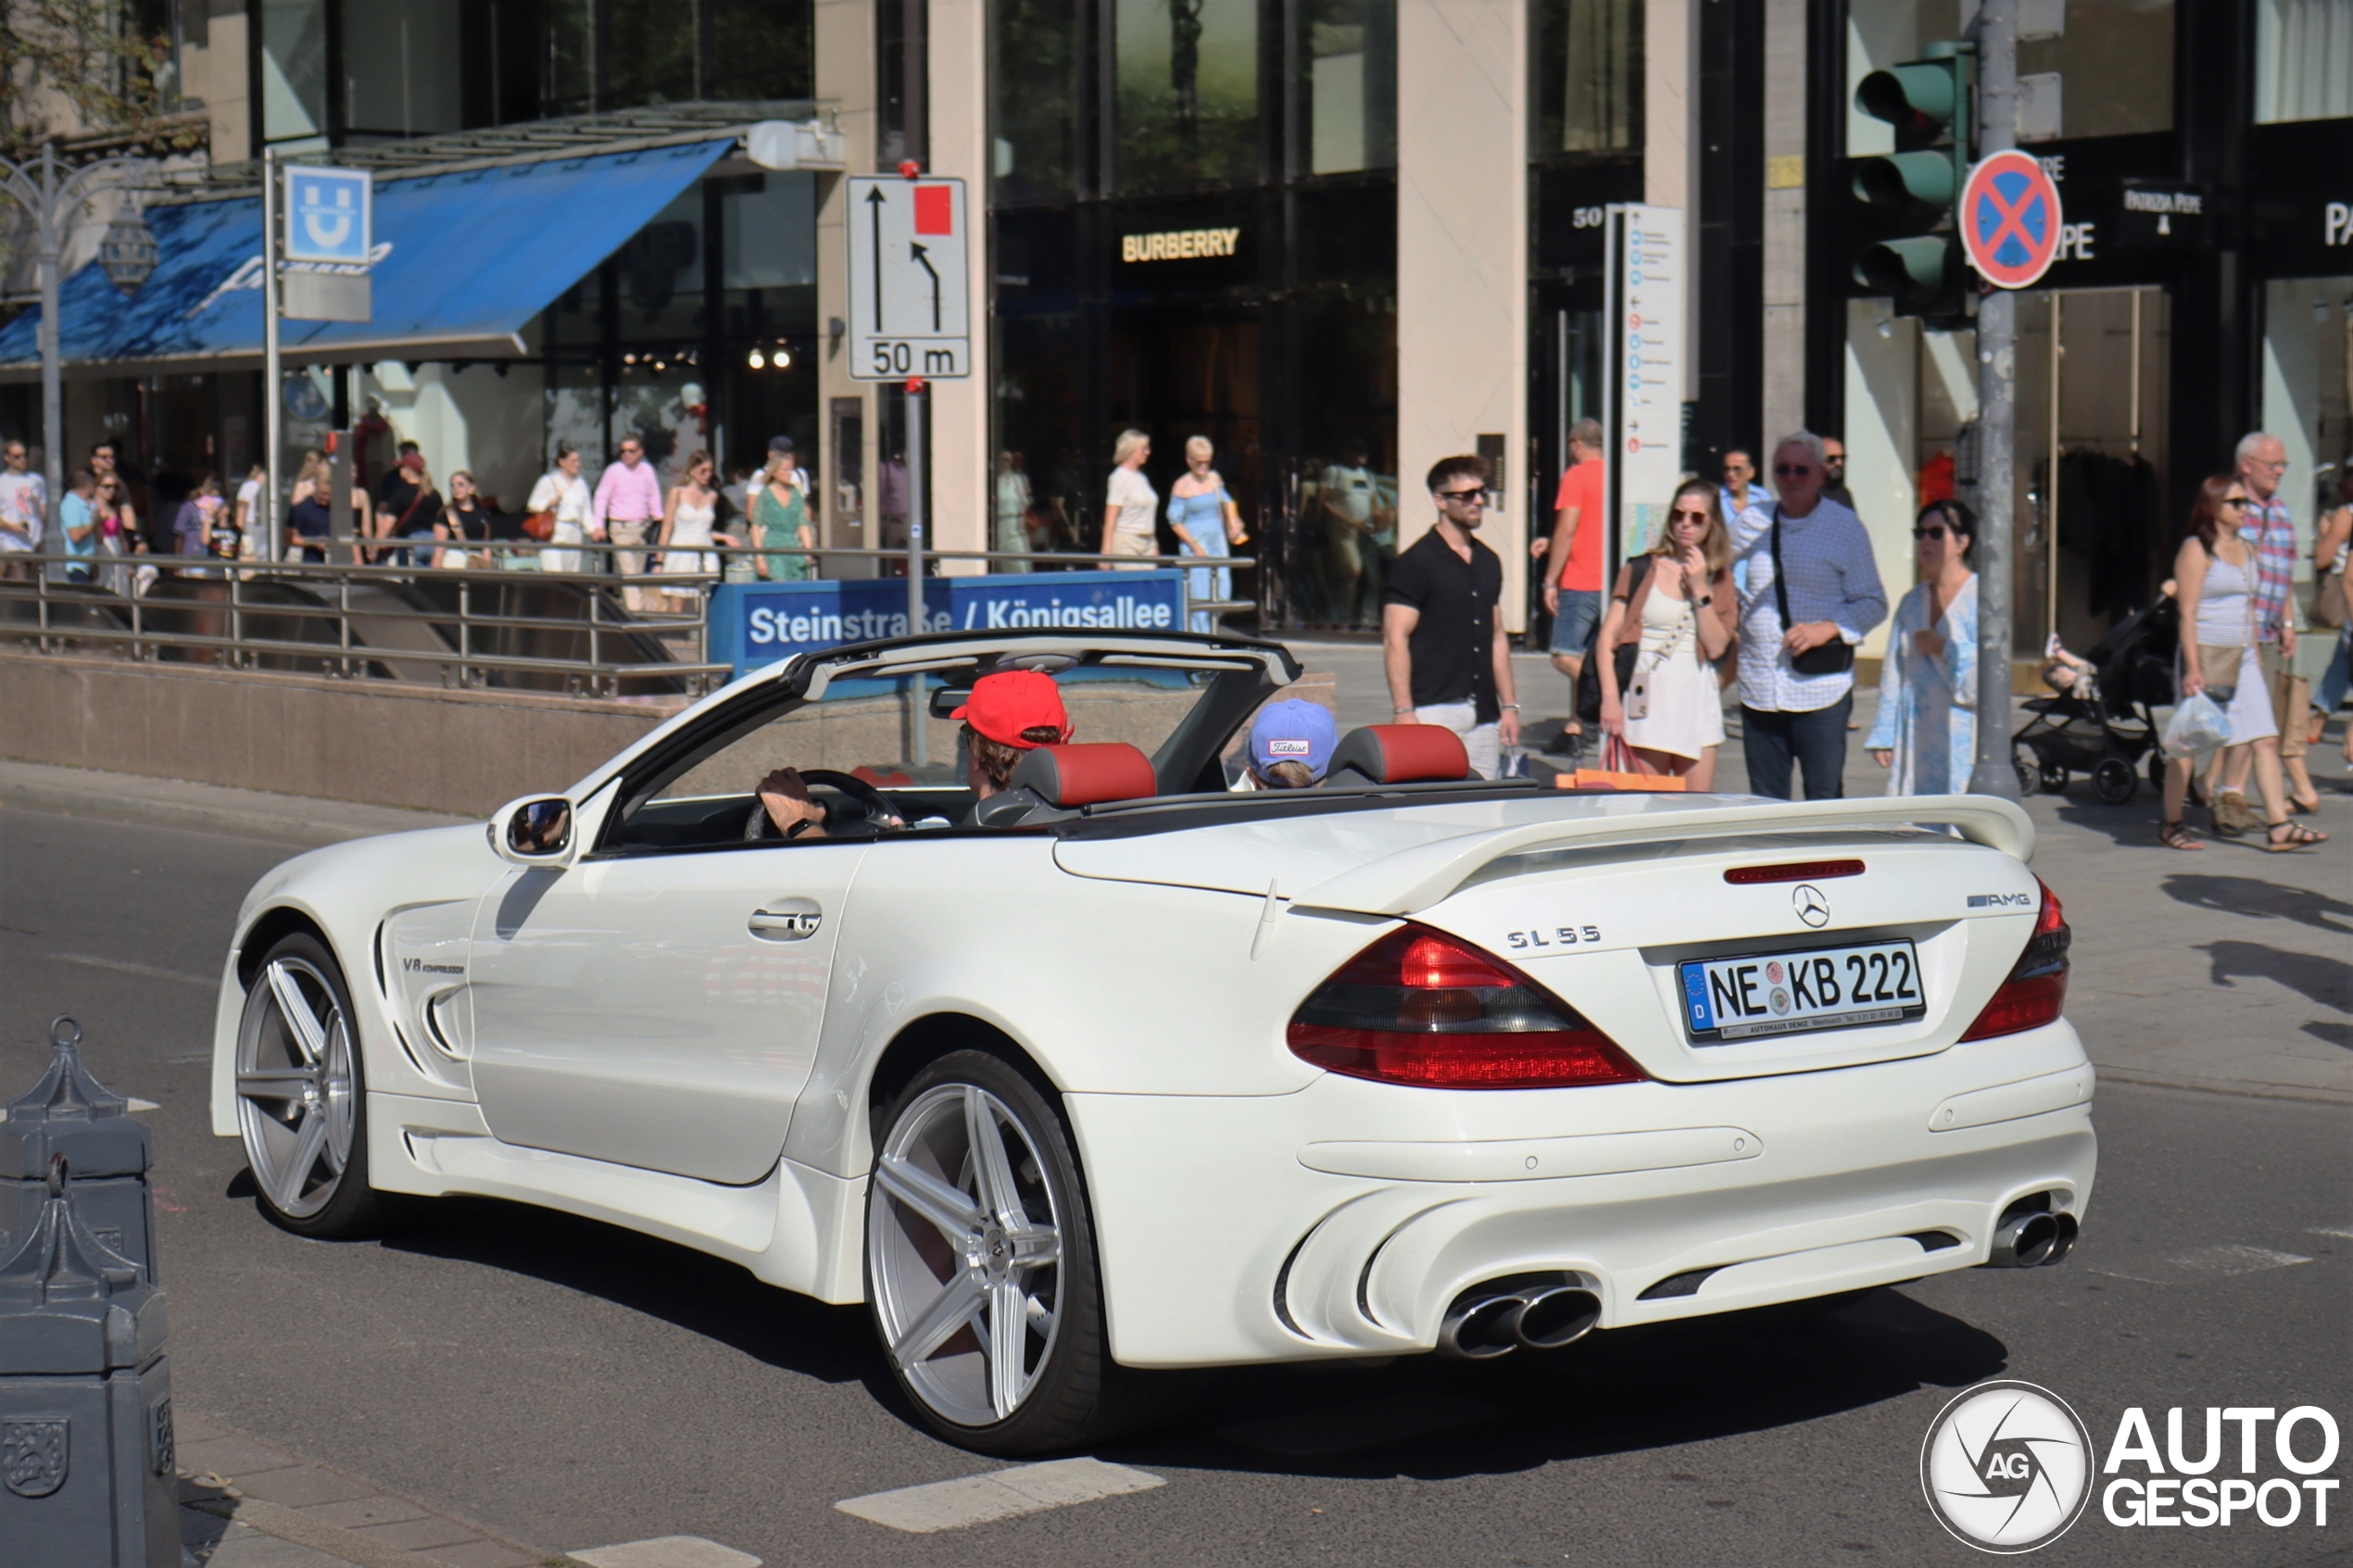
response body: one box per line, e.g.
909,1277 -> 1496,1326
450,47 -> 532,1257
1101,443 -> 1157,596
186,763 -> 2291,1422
594,436 -> 664,610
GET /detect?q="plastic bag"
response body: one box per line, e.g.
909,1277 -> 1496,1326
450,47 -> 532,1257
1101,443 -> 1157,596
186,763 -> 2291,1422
2161,692 -> 2230,759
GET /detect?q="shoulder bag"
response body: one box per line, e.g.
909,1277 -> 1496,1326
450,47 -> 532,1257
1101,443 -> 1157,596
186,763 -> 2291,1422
1772,505 -> 1855,676
1574,560 -> 1655,723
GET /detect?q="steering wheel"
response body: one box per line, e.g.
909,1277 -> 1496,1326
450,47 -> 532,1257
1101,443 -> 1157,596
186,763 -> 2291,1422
742,769 -> 902,841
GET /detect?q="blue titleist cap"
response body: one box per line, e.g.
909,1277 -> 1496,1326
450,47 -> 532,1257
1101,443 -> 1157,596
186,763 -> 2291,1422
1250,699 -> 1338,781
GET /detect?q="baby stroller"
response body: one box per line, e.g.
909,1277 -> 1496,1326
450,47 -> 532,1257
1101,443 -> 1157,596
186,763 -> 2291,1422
2011,596 -> 2176,803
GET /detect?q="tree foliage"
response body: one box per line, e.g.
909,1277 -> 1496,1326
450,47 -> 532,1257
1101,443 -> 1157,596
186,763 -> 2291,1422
0,0 -> 178,153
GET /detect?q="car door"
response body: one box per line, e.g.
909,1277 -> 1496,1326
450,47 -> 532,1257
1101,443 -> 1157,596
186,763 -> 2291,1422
466,837 -> 864,1184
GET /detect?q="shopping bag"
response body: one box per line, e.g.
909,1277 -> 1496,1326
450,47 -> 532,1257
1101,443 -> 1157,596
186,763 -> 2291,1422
2160,692 -> 2230,759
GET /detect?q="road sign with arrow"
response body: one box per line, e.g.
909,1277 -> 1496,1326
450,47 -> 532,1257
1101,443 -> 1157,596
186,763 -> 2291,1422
847,174 -> 970,381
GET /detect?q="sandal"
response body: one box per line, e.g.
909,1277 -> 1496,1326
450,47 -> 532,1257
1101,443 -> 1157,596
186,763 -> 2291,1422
2290,794 -> 2322,815
2266,820 -> 2328,851
2158,820 -> 2203,851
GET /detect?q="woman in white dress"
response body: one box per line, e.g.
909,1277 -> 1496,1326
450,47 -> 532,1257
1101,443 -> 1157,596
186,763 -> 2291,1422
1867,499 -> 1979,796
524,442 -> 596,572
653,449 -> 737,611
1597,478 -> 1739,788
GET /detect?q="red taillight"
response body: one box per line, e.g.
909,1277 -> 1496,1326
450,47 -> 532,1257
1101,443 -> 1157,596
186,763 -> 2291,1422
1288,924 -> 1646,1089
1723,859 -> 1865,884
1959,877 -> 2071,1041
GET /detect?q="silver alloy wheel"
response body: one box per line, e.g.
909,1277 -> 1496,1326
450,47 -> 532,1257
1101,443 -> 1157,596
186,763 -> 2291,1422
236,956 -> 359,1220
868,1083 -> 1065,1428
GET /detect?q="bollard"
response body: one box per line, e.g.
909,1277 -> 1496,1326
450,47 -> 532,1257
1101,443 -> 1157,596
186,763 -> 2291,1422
2,1019 -> 157,1287
0,1153 -> 179,1565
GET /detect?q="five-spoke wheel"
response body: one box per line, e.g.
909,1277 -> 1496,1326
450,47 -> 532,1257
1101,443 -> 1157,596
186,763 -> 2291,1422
865,1050 -> 1152,1453
235,934 -> 382,1236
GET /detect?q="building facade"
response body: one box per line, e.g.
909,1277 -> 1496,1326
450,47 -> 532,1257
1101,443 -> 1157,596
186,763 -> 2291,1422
5,0 -> 2347,657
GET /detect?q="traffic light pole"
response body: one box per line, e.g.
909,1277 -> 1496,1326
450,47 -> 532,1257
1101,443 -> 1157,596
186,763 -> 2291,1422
1967,0 -> 2021,800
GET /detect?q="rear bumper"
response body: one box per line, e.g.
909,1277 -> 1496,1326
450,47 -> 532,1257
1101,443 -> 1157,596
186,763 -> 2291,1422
1068,1022 -> 2095,1368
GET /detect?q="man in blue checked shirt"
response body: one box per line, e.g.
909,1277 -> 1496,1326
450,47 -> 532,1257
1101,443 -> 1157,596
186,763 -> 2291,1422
1728,432 -> 1888,799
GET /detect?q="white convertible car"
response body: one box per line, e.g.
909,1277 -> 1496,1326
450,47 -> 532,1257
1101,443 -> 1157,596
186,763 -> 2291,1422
209,630 -> 2095,1453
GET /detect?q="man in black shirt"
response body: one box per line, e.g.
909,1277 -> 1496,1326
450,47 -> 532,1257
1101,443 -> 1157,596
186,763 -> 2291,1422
1381,454 -> 1523,777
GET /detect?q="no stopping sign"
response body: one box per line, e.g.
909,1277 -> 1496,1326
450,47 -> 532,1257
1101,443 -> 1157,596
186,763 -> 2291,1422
1961,150 -> 2064,290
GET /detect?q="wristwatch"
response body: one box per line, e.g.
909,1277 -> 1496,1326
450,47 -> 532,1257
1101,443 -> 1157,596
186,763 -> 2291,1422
1695,593 -> 1713,606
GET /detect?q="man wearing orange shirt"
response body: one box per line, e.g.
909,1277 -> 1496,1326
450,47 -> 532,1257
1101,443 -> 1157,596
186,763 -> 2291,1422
1534,418 -> 1606,755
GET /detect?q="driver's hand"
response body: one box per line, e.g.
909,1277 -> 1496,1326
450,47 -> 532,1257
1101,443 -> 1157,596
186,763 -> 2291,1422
757,767 -> 826,839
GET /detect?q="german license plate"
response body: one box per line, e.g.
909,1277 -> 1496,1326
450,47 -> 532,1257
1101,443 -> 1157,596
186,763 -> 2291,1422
1678,940 -> 1924,1042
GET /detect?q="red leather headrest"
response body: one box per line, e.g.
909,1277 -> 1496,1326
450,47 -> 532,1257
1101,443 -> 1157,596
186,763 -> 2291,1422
1328,724 -> 1471,784
1007,743 -> 1158,808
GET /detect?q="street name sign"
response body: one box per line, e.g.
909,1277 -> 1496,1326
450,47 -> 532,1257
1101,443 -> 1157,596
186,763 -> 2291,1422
1961,150 -> 2064,290
847,175 -> 971,380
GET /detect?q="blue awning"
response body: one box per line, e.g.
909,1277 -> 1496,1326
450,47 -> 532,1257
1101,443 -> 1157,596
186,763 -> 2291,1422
0,138 -> 734,373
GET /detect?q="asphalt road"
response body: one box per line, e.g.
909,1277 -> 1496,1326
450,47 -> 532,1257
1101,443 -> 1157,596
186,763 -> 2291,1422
2,801 -> 2347,1567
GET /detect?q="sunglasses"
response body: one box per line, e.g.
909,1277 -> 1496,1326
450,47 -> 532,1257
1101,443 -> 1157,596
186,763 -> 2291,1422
1437,488 -> 1486,503
2220,495 -> 2247,509
1913,524 -> 1951,540
1775,463 -> 1815,477
1670,508 -> 1711,524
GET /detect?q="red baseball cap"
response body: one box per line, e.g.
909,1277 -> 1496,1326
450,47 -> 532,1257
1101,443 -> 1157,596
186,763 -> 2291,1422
951,670 -> 1070,748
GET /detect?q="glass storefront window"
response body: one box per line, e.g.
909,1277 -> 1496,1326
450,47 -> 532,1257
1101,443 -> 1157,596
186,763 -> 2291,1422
708,0 -> 813,103
1114,0 -> 1260,191
1536,0 -> 1642,158
2258,0 -> 2353,124
2015,0 -> 2174,139
2260,277 -> 2353,564
260,0 -> 328,144
341,0 -> 463,137
1848,1 -> 2171,152
1301,0 -> 1396,175
991,0 -> 1084,203
607,0 -> 700,108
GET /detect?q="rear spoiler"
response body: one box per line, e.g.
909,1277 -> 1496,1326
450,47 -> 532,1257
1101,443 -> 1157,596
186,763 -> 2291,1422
1291,795 -> 2033,917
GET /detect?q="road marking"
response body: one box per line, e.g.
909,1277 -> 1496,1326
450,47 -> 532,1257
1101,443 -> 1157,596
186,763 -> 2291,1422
52,952 -> 216,986
2311,1224 -> 2353,1240
836,1457 -> 1164,1533
2095,1244 -> 2313,1285
1219,1392 -> 1501,1456
570,1538 -> 761,1568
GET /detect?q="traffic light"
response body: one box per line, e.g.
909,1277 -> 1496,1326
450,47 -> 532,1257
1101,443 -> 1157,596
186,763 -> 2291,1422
1851,42 -> 1973,320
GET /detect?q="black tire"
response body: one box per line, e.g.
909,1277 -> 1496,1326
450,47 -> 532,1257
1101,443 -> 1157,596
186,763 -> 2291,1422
235,933 -> 388,1239
864,1049 -> 1182,1455
2091,757 -> 2137,805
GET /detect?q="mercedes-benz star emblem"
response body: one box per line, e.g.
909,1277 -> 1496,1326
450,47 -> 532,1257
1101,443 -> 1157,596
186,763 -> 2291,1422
1793,884 -> 1831,928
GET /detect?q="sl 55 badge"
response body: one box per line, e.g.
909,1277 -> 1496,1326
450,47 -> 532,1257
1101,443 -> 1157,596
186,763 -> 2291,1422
1504,924 -> 1600,953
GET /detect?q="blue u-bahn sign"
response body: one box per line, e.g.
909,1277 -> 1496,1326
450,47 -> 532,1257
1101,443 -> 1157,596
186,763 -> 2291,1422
708,570 -> 1189,676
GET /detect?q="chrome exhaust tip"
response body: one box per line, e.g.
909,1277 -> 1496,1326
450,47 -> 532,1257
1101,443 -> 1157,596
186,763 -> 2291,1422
1990,1210 -> 2060,1268
1437,1291 -> 1525,1360
2040,1211 -> 2079,1267
1511,1286 -> 1602,1350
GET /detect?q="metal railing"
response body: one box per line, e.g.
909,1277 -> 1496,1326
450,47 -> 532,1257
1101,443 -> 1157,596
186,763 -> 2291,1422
0,538 -> 1257,699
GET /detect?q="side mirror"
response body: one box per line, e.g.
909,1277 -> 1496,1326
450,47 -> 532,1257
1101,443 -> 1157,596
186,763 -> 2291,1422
491,796 -> 574,866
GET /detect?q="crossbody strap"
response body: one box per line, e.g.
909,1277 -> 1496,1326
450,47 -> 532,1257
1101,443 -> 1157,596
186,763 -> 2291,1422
1769,504 -> 1792,633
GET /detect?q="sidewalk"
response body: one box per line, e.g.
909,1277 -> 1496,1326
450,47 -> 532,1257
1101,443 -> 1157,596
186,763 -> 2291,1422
0,759 -> 468,847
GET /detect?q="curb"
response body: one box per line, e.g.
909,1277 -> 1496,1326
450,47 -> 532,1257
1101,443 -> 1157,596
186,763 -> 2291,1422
0,759 -> 468,847
2090,1064 -> 2353,1109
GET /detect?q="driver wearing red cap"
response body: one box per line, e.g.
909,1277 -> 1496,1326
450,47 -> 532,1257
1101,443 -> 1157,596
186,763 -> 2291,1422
952,669 -> 1072,811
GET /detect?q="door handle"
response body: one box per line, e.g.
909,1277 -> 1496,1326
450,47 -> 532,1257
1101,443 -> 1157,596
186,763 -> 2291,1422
749,898 -> 823,941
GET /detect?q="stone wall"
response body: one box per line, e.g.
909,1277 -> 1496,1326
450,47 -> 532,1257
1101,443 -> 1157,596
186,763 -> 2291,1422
0,652 -> 678,816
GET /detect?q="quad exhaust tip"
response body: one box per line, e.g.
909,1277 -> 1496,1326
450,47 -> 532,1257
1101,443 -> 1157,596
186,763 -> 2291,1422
1988,1193 -> 2079,1269
1438,1276 -> 1602,1360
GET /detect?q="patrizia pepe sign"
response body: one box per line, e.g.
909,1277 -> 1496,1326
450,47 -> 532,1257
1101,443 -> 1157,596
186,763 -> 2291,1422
708,570 -> 1189,675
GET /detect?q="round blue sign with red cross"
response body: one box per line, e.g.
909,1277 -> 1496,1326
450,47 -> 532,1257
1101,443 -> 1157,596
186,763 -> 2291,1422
1961,149 -> 2065,290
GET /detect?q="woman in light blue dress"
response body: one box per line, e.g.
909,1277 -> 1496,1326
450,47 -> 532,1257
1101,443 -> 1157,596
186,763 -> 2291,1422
1167,435 -> 1245,633
1868,499 -> 1979,796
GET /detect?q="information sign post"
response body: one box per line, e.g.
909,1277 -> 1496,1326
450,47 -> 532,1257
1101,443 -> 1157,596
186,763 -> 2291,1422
847,169 -> 971,764
1601,206 -> 1687,583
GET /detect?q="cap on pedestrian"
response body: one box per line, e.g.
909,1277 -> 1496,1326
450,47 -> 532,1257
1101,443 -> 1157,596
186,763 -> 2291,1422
1249,699 -> 1338,782
951,670 -> 1071,748
769,434 -> 797,455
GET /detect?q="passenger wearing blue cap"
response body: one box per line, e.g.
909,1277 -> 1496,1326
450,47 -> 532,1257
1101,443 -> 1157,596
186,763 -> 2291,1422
1235,698 -> 1338,790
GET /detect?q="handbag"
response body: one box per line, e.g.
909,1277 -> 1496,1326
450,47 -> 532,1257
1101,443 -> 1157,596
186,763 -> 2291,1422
2312,565 -> 2348,631
1771,506 -> 1855,676
1574,561 -> 1652,723
521,510 -> 557,542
